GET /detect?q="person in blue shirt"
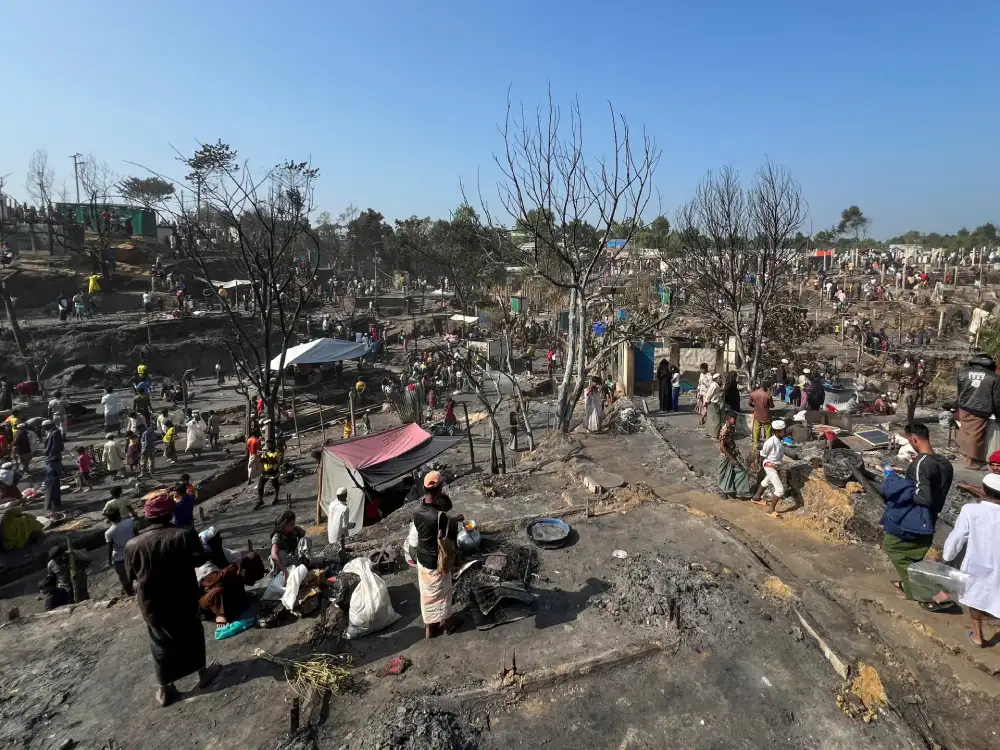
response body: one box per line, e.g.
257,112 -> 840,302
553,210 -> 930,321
140,422 -> 158,477
172,483 -> 197,530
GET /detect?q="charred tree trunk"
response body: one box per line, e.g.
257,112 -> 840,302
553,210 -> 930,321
0,283 -> 36,381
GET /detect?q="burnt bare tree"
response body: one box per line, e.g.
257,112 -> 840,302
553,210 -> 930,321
664,160 -> 807,385
77,156 -> 120,272
25,149 -> 55,254
158,141 -> 322,438
482,89 -> 664,431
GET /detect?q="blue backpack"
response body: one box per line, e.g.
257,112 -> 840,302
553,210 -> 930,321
880,472 -> 935,539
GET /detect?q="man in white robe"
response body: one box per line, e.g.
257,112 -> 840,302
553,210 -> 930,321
942,472 -> 1000,647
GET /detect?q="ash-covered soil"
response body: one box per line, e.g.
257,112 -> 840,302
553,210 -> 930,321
594,553 -> 755,650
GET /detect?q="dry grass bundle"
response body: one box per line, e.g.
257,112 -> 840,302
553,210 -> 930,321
254,649 -> 353,697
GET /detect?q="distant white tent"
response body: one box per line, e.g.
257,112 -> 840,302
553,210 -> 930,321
196,277 -> 252,289
270,338 -> 369,370
449,314 -> 479,324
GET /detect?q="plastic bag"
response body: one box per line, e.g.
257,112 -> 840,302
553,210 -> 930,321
261,573 -> 285,602
907,560 -> 970,602
280,564 -> 309,611
342,556 -> 400,639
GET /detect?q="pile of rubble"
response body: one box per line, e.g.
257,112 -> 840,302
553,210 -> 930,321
593,553 -> 752,650
477,474 -> 530,498
356,699 -> 482,750
606,396 -> 644,434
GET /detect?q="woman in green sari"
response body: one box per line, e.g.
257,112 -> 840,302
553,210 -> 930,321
717,412 -> 750,497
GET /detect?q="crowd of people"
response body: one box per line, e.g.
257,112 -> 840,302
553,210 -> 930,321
651,339 -> 1000,647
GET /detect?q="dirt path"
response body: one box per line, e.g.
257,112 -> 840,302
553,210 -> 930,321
571,397 -> 1000,749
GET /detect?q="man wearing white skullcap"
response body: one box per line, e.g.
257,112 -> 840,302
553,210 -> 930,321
752,420 -> 787,514
327,486 -> 351,552
941,471 -> 1000,646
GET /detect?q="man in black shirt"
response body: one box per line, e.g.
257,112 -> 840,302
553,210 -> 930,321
883,422 -> 955,609
412,471 -> 461,639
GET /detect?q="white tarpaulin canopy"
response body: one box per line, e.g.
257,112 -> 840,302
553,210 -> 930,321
449,314 -> 479,324
270,338 -> 369,369
196,277 -> 253,289
218,279 -> 253,289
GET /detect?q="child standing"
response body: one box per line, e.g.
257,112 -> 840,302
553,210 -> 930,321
125,431 -> 140,475
102,432 -> 125,480
163,420 -> 177,464
75,446 -> 93,492
103,484 -> 139,522
103,506 -> 135,596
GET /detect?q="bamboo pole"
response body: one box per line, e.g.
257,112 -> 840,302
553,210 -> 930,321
349,390 -> 356,435
290,390 -> 302,455
314,460 -> 323,525
318,393 -> 328,443
462,401 -> 476,470
66,536 -> 82,603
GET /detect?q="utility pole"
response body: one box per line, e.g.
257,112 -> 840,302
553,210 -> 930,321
69,154 -> 82,203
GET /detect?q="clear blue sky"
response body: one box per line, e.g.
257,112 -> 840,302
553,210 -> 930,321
4,0 -> 998,237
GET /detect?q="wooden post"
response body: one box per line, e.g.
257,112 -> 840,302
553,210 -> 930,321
318,393 -> 328,443
290,697 -> 300,735
938,309 -> 945,337
66,536 -> 82,603
461,401 -> 476,470
290,390 -> 302,455
314,456 -> 324,525
349,390 -> 356,436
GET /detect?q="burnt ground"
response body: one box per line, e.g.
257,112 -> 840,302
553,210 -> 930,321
0,492 -> 931,750
613,394 -> 1000,749
1,276 -> 996,749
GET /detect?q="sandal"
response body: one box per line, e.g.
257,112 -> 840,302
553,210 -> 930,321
968,632 -> 985,648
890,580 -> 905,593
918,600 -> 956,613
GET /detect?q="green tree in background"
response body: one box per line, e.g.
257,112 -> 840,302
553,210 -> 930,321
119,175 -> 175,208
837,205 -> 871,245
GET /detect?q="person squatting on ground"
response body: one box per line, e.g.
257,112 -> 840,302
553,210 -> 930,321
46,544 -> 89,604
196,527 -> 266,624
124,492 -> 221,707
269,510 -> 305,584
752,420 -> 787,514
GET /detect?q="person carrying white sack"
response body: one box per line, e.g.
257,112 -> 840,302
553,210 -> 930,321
752,419 -> 788,516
